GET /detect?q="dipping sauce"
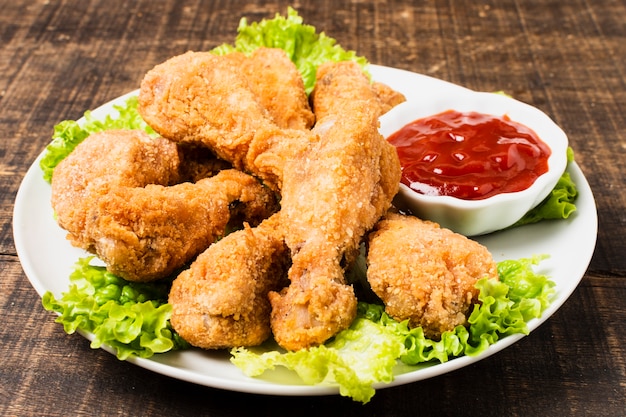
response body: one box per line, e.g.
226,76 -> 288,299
387,110 -> 552,200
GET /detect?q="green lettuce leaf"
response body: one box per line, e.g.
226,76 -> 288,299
40,96 -> 154,183
231,256 -> 555,403
232,316 -> 404,403
212,7 -> 368,94
512,147 -> 578,227
42,257 -> 188,360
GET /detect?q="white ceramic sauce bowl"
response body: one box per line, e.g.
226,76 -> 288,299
379,92 -> 569,236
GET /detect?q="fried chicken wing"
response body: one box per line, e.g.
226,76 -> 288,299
268,61 -> 402,351
366,213 -> 499,339
169,213 -> 290,348
138,48 -> 313,191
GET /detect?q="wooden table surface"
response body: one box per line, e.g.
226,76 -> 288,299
2,1 -> 624,416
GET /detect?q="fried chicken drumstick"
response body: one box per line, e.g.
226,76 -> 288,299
51,130 -> 181,249
268,61 -> 402,351
86,169 -> 276,282
169,213 -> 290,348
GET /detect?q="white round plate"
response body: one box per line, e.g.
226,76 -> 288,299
13,65 -> 597,396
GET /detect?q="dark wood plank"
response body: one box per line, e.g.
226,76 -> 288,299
1,0 -> 624,415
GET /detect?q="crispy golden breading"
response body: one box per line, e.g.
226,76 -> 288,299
86,169 -> 278,282
51,130 -> 181,250
138,48 -> 313,191
169,213 -> 289,348
268,61 -> 402,351
229,48 -> 315,130
366,213 -> 499,339
372,81 -> 407,114
51,129 -> 278,282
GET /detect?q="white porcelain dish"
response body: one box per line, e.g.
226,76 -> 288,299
379,92 -> 569,236
13,64 -> 597,397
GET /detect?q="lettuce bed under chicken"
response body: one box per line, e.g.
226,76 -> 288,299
232,257 -> 556,403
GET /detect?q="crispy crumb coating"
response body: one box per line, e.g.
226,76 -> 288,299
51,129 -> 278,282
371,81 -> 407,114
366,213 -> 499,339
51,130 -> 181,250
137,48 -> 314,191
268,61 -> 402,351
169,214 -> 289,348
228,48 -> 315,130
87,169 -> 277,282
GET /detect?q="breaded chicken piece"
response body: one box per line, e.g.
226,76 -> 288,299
310,64 -> 403,122
226,48 -> 315,130
268,61 -> 402,351
169,213 -> 290,348
51,129 -> 277,282
51,130 -> 181,250
366,213 -> 499,339
86,169 -> 277,282
138,48 -> 313,191
310,62 -> 404,225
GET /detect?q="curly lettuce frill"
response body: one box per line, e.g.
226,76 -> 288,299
42,257 -> 188,360
211,7 -> 368,95
512,147 -> 578,227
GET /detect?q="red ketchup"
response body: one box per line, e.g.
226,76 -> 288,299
387,110 -> 551,200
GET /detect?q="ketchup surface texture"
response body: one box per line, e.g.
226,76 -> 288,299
387,110 -> 552,200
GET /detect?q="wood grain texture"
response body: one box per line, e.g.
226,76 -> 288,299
1,0 -> 624,416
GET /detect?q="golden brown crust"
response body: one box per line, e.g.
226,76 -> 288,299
137,49 -> 314,191
51,130 -> 181,250
234,48 -> 315,130
169,214 -> 289,349
87,169 -> 277,282
51,129 -> 278,282
366,213 -> 499,339
372,81 -> 407,114
269,61 -> 402,350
